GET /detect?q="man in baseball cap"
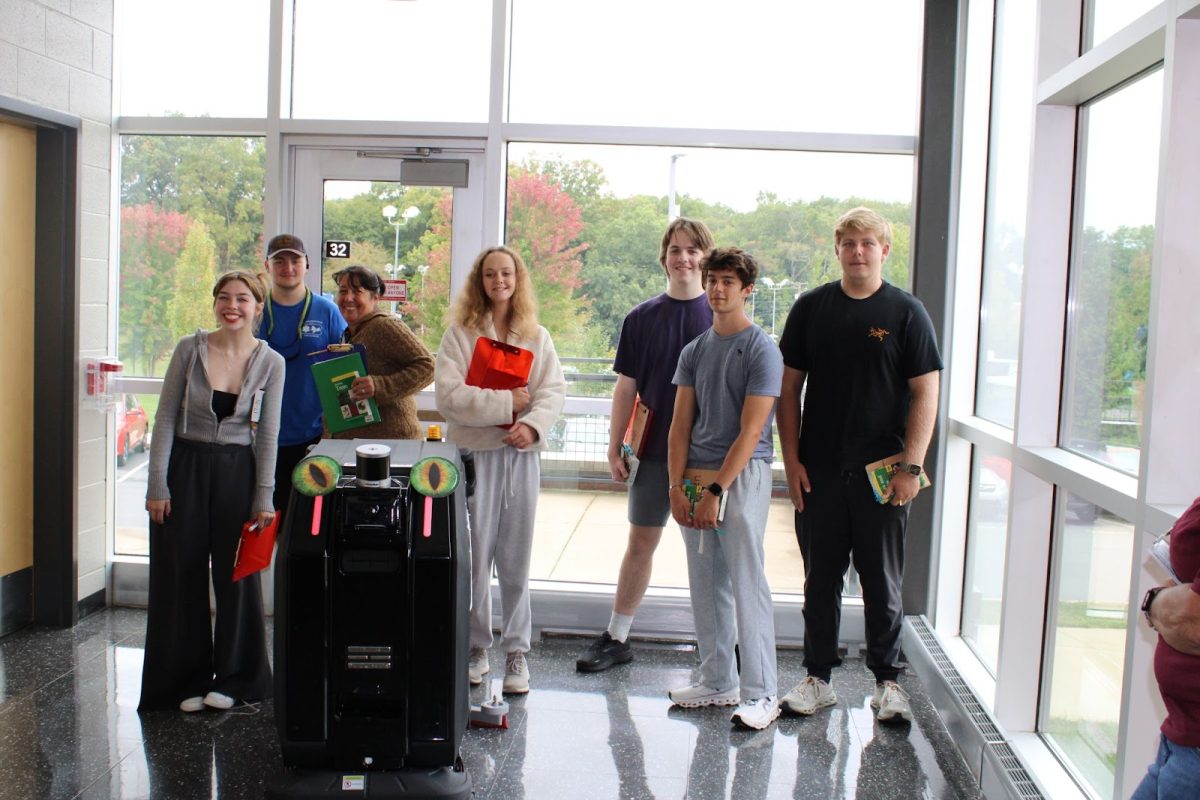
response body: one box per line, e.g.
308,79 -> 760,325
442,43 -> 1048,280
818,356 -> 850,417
266,233 -> 307,260
258,233 -> 346,513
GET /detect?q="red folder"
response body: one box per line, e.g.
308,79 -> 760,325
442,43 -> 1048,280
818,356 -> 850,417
232,512 -> 280,582
465,337 -> 534,429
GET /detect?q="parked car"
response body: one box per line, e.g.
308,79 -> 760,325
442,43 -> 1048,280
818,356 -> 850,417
116,393 -> 149,466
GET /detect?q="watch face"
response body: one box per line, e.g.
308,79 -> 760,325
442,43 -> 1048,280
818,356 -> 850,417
707,482 -> 722,496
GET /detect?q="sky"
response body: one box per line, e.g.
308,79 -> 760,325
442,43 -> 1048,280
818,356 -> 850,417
116,0 -> 1158,230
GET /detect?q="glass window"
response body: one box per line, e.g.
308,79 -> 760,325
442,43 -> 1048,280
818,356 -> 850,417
505,143 -> 912,596
1061,70 -> 1160,477
974,0 -> 1036,427
320,180 -> 453,352
115,392 -> 156,557
290,0 -> 490,121
1085,0 -> 1162,51
1043,492 -> 1132,800
509,0 -> 922,134
117,0 -> 269,117
960,450 -> 1011,674
116,135 -> 266,556
505,142 -> 915,362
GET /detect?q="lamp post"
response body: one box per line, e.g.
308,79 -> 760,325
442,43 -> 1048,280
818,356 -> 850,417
760,276 -> 791,340
668,153 -> 687,222
382,204 -> 420,315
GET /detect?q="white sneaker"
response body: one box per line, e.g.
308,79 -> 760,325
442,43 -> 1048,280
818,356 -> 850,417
503,651 -> 530,695
202,691 -> 235,710
730,696 -> 780,730
468,646 -> 489,686
179,696 -> 205,713
669,683 -> 740,709
873,681 -> 913,723
781,676 -> 837,715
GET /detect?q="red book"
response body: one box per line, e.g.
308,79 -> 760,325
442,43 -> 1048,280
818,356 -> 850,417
465,337 -> 534,429
232,513 -> 280,582
625,399 -> 653,458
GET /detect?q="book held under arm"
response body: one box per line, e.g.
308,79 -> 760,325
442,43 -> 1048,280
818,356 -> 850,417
1147,530 -> 1180,583
625,399 -> 653,458
865,453 -> 932,504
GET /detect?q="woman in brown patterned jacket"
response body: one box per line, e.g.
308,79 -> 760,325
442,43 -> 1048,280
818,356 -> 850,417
330,265 -> 434,440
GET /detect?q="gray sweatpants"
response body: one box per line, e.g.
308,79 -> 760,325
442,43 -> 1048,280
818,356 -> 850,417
466,446 -> 540,654
681,458 -> 778,700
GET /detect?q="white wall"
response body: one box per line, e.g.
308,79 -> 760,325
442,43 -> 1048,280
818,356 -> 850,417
0,0 -> 114,602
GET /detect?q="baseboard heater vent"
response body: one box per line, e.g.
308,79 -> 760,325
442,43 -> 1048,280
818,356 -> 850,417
903,616 -> 1046,800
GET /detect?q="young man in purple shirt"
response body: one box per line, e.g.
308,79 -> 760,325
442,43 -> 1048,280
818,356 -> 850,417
576,218 -> 715,672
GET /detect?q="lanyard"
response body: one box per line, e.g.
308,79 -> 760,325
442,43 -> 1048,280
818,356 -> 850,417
265,288 -> 312,339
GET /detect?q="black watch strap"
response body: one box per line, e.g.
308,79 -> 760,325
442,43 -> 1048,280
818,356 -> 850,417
1142,586 -> 1165,624
706,482 -> 723,497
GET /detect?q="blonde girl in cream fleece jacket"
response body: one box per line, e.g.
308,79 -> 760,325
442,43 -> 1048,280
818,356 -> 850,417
435,246 -> 565,695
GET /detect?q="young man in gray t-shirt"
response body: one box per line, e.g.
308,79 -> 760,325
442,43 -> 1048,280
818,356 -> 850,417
667,247 -> 783,731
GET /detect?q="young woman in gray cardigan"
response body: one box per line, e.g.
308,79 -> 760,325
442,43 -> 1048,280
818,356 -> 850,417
139,271 -> 285,714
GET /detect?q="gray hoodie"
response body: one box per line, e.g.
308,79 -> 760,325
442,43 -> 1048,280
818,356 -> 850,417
146,330 -> 285,514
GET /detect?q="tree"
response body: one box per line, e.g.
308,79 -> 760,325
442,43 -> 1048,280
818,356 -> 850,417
119,205 -> 191,375
505,168 -> 602,358
578,194 -> 667,349
121,135 -> 265,271
168,222 -> 219,342
405,193 -> 455,352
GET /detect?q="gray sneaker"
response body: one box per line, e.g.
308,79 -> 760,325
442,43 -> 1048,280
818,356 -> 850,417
873,680 -> 913,723
468,646 -> 489,686
781,676 -> 837,715
669,683 -> 740,709
503,651 -> 530,694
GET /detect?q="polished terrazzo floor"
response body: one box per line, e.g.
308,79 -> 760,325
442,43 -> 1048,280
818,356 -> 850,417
0,608 -> 983,799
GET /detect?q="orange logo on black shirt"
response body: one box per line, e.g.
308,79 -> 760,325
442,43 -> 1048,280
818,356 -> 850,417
868,327 -> 890,341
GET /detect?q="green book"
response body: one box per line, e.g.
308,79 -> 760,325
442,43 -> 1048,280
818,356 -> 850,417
866,453 -> 931,504
310,350 -> 381,434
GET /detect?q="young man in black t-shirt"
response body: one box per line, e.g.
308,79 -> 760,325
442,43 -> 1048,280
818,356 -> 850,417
776,206 -> 943,724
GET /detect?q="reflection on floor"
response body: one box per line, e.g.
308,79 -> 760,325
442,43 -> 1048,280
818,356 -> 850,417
0,609 -> 983,799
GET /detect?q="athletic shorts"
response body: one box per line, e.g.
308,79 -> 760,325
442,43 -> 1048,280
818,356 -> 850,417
628,459 -> 671,527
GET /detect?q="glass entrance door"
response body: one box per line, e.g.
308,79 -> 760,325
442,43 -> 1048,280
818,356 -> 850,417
288,144 -> 485,359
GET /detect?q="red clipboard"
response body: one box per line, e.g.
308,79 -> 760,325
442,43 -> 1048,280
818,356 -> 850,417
465,337 -> 534,429
232,512 -> 280,582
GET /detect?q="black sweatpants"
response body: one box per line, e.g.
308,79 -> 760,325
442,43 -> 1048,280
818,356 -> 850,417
138,438 -> 272,711
796,466 -> 909,683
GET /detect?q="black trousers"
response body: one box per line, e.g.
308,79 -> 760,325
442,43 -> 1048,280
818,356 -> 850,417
796,466 -> 909,683
138,438 -> 272,711
273,434 -> 322,516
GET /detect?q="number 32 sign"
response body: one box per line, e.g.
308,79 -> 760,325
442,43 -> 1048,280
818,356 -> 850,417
324,240 -> 351,259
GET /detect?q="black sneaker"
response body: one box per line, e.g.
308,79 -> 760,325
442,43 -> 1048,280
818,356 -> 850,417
575,631 -> 634,672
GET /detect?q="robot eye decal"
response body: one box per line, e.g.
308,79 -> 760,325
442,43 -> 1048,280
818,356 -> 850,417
292,455 -> 342,496
410,456 -> 460,497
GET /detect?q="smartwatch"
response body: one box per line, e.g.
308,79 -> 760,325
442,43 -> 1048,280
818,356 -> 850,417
1141,586 -> 1165,625
706,482 -> 723,497
897,462 -> 923,476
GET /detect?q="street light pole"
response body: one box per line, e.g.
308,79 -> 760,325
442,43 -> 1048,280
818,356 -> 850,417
381,204 -> 421,315
668,153 -> 686,222
760,277 -> 791,339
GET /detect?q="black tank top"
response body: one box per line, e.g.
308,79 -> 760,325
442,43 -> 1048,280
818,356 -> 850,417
212,390 -> 238,422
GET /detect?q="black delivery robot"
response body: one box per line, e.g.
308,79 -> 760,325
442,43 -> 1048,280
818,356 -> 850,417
268,439 -> 472,799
